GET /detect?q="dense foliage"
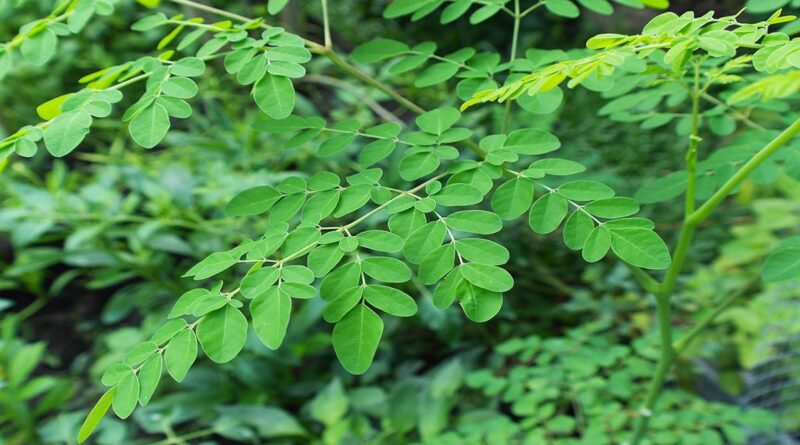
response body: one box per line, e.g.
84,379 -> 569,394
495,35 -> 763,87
2,0 -> 800,444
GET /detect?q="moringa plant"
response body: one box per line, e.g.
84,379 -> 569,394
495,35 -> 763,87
2,0 -> 800,443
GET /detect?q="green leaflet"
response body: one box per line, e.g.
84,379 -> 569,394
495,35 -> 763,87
528,193 -> 569,234
137,354 -> 162,405
44,110 -> 92,157
308,244 -> 346,277
320,262 -> 362,301
582,226 -> 611,263
184,252 -> 237,280
557,181 -> 615,201
125,341 -> 157,366
168,289 -> 208,318
352,38 -> 410,64
225,185 -> 281,216
609,228 -> 671,270
404,221 -> 447,264
416,107 -> 460,135
763,249 -> 800,282
389,209 -> 427,239
164,329 -> 197,383
0,51 -> 9,81
364,285 -> 418,317
460,263 -> 513,293
78,388 -> 115,444
455,239 -> 509,265
308,378 -> 348,426
433,270 -> 462,309
399,152 -> 440,181
196,305 -> 248,363
240,267 -> 281,298
504,129 -> 561,155
492,178 -> 535,220
419,244 -> 456,285
362,256 -> 412,283
357,230 -> 404,253
446,210 -> 503,235
161,76 -> 198,99
434,183 -> 484,207
585,197 -> 640,219
112,373 -> 139,419
151,319 -> 187,345
268,0 -> 291,15
563,211 -> 595,250
253,73 -> 295,119
518,87 -> 564,114
171,57 -> 206,77
415,62 -> 459,87
20,28 -> 58,66
251,287 -> 292,349
359,139 -> 397,167
332,305 -> 383,375
101,363 -> 132,387
762,237 -> 800,282
129,103 -> 170,148
323,286 -> 363,323
192,293 -> 227,317
334,184 -> 373,217
530,158 -> 586,176
546,0 -> 580,18
458,281 -> 503,322
635,172 -> 688,204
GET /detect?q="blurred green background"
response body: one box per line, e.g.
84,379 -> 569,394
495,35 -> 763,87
1,0 -> 800,444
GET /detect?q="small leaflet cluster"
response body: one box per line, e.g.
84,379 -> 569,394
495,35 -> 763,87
382,0 -> 669,22
462,9 -> 799,109
0,12 -> 308,161
0,0 -> 119,81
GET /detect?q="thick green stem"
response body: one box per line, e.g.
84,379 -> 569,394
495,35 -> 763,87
630,70 -> 703,444
684,64 -> 701,215
628,224 -> 693,444
630,116 -> 800,445
688,116 -> 800,226
629,294 -> 674,444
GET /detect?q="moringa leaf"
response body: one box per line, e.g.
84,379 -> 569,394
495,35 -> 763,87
333,305 -> 383,375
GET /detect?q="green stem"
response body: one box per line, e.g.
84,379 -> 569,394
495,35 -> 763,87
321,50 -> 426,115
510,0 -> 520,61
684,64 -> 701,216
629,294 -> 673,444
673,278 -> 758,355
140,428 -> 216,445
501,0 -> 521,133
2,10 -> 74,53
519,1 -> 545,18
169,0 -> 426,115
688,116 -> 800,226
630,68 -> 704,444
16,296 -> 47,321
626,265 -> 660,295
630,111 -> 800,445
321,0 -> 332,48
